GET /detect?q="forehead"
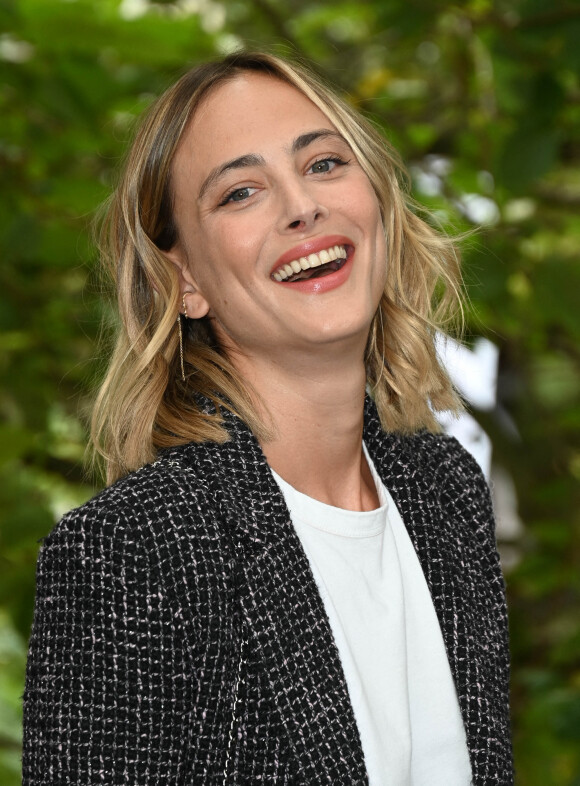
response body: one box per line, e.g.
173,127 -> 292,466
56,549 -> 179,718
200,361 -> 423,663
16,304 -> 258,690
176,73 -> 337,175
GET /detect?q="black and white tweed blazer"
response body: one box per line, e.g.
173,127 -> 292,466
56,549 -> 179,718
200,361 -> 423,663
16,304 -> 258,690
23,397 -> 513,784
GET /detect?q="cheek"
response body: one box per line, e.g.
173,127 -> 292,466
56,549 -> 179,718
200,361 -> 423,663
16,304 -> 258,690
363,192 -> 386,255
340,178 -> 382,227
203,218 -> 263,281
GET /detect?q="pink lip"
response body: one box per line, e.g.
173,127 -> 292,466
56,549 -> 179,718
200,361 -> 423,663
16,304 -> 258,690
270,234 -> 354,276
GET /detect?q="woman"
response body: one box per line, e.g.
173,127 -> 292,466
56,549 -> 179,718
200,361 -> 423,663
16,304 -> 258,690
23,51 -> 513,784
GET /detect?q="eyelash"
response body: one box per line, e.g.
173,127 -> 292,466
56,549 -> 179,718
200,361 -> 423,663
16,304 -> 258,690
308,154 -> 348,174
218,187 -> 255,206
218,155 -> 349,206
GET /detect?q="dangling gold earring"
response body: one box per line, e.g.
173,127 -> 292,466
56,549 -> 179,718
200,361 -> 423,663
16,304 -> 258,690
371,303 -> 386,391
177,293 -> 191,383
177,313 -> 185,382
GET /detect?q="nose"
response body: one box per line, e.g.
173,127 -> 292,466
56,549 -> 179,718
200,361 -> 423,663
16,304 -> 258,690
277,176 -> 329,234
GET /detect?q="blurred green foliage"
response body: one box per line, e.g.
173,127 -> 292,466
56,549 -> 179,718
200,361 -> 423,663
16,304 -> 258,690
1,0 -> 579,782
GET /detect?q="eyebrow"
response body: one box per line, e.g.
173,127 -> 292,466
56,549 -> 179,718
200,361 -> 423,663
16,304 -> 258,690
291,129 -> 347,153
197,129 -> 349,201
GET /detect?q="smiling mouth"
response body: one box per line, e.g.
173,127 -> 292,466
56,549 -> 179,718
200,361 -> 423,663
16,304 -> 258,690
272,245 -> 348,283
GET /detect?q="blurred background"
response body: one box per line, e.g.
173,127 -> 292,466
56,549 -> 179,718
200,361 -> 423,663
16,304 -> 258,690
1,0 -> 579,782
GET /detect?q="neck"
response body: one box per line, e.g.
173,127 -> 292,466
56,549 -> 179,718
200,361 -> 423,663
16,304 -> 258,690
232,348 -> 379,512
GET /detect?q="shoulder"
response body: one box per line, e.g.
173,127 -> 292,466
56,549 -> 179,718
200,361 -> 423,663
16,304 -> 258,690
396,430 -> 493,513
369,424 -> 487,490
34,442 -> 238,626
401,430 -> 486,485
368,426 -> 495,541
363,395 -> 487,491
42,442 -> 223,561
397,432 -> 498,554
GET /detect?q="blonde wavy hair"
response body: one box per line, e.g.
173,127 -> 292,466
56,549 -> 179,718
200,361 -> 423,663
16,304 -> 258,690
92,50 -> 463,484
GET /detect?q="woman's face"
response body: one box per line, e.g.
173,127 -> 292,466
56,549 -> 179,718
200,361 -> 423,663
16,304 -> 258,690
168,72 -> 387,366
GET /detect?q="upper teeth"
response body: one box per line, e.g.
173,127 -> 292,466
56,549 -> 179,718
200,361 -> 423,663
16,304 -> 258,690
272,245 -> 347,281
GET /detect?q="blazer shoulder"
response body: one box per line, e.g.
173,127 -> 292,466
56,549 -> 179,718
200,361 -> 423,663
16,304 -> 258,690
380,431 -> 498,569
43,443 -> 218,550
395,429 -> 486,484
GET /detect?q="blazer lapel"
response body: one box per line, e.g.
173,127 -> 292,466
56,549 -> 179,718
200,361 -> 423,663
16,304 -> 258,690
201,410 -> 368,784
362,397 -> 488,772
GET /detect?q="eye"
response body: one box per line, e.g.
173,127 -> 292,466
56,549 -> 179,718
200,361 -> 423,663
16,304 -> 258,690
219,186 -> 257,206
308,156 -> 347,175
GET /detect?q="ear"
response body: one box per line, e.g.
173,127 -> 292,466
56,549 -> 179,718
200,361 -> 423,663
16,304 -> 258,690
164,246 -> 210,319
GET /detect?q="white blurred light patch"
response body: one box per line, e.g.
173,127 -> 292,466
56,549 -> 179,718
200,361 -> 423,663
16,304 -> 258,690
458,193 -> 500,225
436,335 -> 500,479
0,34 -> 34,62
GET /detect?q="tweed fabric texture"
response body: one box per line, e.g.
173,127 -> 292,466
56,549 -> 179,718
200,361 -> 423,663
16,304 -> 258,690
23,397 -> 513,784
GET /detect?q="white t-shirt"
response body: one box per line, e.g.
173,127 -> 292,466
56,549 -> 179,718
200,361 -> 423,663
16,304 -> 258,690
270,448 -> 472,786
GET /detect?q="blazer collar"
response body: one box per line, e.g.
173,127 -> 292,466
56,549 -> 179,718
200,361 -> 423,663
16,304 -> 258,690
362,398 -> 487,777
185,398 -> 369,782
